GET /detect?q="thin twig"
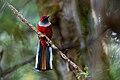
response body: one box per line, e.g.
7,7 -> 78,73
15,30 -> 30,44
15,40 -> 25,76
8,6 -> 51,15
5,2 -> 83,73
0,1 -> 7,12
0,56 -> 35,77
19,0 -> 33,10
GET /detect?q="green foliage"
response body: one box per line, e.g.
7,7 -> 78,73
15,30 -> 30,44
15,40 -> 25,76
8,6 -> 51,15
0,0 -> 40,80
108,38 -> 120,80
84,66 -> 88,71
76,66 -> 89,80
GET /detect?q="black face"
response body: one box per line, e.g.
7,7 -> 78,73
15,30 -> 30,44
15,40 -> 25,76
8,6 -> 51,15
42,16 -> 49,23
42,19 -> 48,23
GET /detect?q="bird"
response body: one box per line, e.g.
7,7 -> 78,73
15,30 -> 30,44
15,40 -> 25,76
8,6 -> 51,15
35,15 -> 53,71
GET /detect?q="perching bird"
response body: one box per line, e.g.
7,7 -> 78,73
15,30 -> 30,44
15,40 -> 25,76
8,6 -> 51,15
35,15 -> 53,71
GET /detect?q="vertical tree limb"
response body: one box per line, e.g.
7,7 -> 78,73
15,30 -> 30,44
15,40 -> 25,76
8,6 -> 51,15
71,0 -> 85,49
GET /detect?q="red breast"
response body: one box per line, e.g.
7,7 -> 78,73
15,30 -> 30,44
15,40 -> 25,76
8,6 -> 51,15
37,21 -> 52,47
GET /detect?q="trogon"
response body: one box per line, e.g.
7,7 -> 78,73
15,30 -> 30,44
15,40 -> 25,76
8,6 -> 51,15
35,15 -> 53,71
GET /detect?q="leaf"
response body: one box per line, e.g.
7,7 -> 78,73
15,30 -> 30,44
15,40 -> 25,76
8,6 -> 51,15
80,72 -> 86,77
84,66 -> 89,71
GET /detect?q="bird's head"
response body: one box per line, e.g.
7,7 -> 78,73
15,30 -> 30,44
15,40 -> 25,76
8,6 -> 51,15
40,15 -> 49,23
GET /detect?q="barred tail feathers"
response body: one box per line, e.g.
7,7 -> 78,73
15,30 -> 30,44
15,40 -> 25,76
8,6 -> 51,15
35,42 -> 53,71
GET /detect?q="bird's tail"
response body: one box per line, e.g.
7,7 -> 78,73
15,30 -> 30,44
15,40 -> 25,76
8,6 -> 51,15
35,42 -> 53,71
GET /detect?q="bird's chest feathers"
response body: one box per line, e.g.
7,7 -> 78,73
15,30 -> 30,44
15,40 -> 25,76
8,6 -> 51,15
38,21 -> 52,34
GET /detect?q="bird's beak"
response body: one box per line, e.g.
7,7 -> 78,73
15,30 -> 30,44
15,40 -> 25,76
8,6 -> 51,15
45,16 -> 49,19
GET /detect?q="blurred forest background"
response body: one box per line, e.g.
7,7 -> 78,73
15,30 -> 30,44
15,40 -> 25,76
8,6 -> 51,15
0,0 -> 120,80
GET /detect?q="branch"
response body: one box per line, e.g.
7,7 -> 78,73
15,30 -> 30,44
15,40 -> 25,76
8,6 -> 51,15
5,2 -> 83,73
0,56 -> 35,77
